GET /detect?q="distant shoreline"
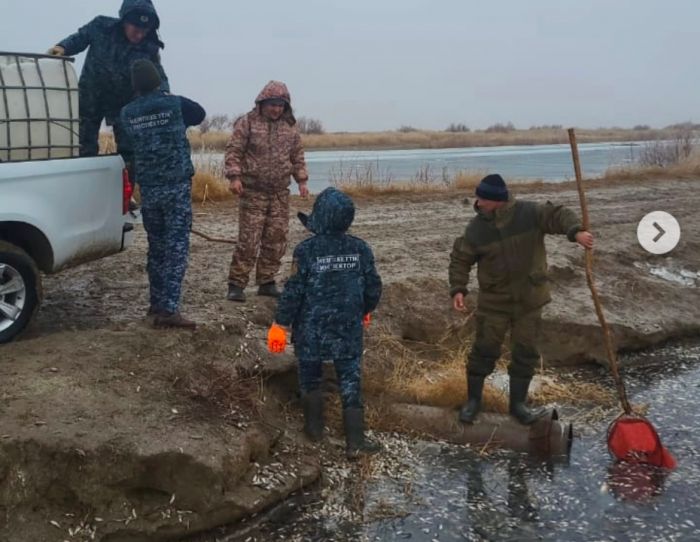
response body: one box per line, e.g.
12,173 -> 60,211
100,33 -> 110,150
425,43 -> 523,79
186,127 -> 688,153
99,126 -> 691,154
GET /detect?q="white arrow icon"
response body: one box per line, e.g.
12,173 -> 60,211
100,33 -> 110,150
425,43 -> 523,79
637,212 -> 680,255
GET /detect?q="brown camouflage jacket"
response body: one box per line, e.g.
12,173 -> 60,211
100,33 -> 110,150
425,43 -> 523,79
224,81 -> 308,193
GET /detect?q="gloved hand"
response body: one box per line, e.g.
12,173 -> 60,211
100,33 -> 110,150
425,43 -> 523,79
47,46 -> 65,56
267,323 -> 287,354
363,314 -> 371,328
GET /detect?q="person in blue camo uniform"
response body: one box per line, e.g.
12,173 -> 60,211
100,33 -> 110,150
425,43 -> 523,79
120,59 -> 205,329
274,188 -> 383,459
48,0 -> 169,164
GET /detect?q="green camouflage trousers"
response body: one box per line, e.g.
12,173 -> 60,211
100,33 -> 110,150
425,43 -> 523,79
467,308 -> 543,379
229,189 -> 289,287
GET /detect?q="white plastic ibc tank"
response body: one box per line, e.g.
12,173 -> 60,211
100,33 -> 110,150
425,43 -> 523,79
0,52 -> 79,162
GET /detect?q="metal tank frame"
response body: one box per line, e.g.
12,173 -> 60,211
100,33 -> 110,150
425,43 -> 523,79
0,52 -> 79,161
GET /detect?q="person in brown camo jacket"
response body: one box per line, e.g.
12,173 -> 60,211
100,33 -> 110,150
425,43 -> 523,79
224,81 -> 309,302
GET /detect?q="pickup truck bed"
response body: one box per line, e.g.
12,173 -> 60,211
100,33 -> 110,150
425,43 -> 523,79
0,155 -> 133,343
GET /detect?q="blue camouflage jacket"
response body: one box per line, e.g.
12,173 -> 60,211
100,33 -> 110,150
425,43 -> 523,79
276,188 -> 383,360
120,92 -> 205,186
58,0 -> 169,120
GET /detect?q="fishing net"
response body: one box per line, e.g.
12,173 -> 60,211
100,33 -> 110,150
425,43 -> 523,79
607,414 -> 676,469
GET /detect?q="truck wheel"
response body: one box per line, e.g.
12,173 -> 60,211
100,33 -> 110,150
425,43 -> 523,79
0,241 -> 41,344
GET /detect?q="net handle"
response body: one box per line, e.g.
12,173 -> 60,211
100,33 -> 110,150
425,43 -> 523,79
568,128 -> 632,414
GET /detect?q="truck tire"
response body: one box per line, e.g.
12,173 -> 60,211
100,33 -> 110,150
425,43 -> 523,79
0,241 -> 41,344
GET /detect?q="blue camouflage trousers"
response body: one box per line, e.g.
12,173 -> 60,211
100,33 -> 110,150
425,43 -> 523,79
78,96 -> 133,167
140,182 -> 192,314
298,356 -> 363,409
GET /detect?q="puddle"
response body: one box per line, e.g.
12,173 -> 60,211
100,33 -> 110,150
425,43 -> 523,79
634,261 -> 699,287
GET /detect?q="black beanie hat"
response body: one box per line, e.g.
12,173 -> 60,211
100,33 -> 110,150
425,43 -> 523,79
475,173 -> 509,202
131,59 -> 162,93
123,10 -> 158,29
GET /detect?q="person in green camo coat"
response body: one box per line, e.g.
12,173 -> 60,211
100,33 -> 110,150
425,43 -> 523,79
449,174 -> 594,425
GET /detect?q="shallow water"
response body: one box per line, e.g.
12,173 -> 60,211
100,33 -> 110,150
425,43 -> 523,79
210,341 -> 700,542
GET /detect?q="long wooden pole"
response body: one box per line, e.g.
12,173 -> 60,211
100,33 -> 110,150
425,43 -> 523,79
567,128 -> 632,415
191,229 -> 236,245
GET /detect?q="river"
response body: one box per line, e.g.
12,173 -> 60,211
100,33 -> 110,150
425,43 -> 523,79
196,141 -> 643,193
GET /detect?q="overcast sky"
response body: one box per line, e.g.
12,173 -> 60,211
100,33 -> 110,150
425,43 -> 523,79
3,0 -> 698,132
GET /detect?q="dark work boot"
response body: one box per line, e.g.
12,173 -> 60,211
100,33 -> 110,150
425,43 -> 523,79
509,376 -> 547,425
153,311 -> 197,330
459,374 -> 485,424
343,407 -> 381,460
146,306 -> 164,317
227,283 -> 246,302
301,389 -> 324,442
257,282 -> 281,298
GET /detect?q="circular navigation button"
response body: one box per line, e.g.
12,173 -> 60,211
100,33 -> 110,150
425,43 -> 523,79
637,211 -> 680,255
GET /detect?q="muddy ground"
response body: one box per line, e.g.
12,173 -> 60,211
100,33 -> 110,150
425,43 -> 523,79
1,177 -> 698,541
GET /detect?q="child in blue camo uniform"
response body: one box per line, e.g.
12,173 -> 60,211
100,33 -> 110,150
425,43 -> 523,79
275,188 -> 382,459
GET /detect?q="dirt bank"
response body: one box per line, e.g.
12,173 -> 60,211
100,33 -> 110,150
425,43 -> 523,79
1,177 -> 698,540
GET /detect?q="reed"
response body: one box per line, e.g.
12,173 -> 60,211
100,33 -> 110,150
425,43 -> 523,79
190,127 -> 671,152
364,331 -> 614,413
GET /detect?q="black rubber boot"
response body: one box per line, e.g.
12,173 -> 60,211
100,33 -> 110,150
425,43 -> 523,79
459,374 -> 485,424
227,283 -> 246,302
509,376 -> 547,425
301,389 -> 324,442
343,407 -> 381,460
257,282 -> 281,298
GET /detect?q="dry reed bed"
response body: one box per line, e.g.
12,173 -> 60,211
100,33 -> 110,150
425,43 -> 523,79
99,132 -> 700,203
104,127 -> 673,153
187,127 -> 670,152
363,327 -> 617,416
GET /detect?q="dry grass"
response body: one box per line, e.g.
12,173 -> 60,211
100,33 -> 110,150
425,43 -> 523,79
363,328 -> 616,416
335,169 -> 529,197
603,152 -> 700,181
188,130 -> 230,152
192,170 -> 231,203
307,127 -> 673,151
101,127 -> 678,153
102,126 -> 691,154
99,130 -> 700,202
99,132 -> 116,154
186,127 -> 671,152
171,360 -> 262,422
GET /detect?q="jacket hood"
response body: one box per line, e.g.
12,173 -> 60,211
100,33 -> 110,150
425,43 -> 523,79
255,80 -> 291,104
255,80 -> 295,124
298,188 -> 355,234
119,0 -> 161,30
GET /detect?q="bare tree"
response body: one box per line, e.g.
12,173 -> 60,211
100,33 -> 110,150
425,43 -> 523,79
297,117 -> 325,135
199,117 -> 212,134
485,122 -> 516,133
639,128 -> 695,167
446,123 -> 470,132
199,114 -> 232,134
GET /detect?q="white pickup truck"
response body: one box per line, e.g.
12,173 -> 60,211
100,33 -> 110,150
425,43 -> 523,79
1,51 -> 134,342
0,156 -> 134,342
